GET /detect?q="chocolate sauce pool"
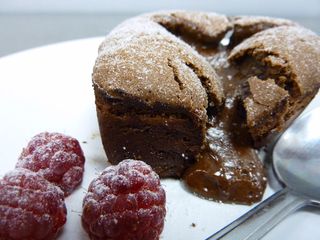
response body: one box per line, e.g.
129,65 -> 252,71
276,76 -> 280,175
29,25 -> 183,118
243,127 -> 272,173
183,52 -> 267,204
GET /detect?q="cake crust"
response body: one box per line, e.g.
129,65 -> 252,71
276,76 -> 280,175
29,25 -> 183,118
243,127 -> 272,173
229,15 -> 297,46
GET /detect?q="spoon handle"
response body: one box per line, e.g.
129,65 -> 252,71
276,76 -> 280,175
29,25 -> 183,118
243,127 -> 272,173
206,188 -> 308,240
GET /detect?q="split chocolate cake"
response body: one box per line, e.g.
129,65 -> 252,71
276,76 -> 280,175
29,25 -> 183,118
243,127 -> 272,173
92,11 -> 320,204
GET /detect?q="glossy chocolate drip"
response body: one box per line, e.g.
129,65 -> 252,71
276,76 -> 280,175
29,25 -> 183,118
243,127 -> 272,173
183,51 -> 267,205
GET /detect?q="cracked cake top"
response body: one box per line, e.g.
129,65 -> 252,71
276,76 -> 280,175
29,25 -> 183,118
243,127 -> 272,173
93,11 -> 227,122
93,10 -> 320,135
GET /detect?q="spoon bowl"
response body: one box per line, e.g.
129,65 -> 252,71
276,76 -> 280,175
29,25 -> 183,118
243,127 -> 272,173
274,108 -> 320,200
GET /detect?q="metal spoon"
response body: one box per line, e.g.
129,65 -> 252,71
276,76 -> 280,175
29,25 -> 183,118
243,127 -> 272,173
207,107 -> 320,240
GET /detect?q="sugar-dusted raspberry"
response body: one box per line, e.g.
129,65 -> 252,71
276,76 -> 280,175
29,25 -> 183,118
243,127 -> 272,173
16,132 -> 85,196
82,159 -> 166,240
0,168 -> 67,240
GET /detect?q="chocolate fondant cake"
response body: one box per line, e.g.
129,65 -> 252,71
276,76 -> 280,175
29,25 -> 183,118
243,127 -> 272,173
93,11 -> 320,204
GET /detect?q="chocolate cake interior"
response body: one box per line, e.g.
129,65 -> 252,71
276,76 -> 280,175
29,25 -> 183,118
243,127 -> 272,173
180,40 -> 267,204
94,88 -> 203,178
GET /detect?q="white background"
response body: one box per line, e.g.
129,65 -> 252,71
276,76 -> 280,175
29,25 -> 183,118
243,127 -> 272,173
0,0 -> 319,17
1,0 -> 320,56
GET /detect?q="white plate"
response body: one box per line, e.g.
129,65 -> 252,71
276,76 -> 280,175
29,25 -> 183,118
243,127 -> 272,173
0,38 -> 319,240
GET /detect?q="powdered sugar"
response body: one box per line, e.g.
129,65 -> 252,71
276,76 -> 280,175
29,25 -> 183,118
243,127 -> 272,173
16,132 -> 85,196
229,26 -> 320,96
82,159 -> 166,240
232,15 -> 296,27
94,12 -> 225,115
0,168 -> 66,240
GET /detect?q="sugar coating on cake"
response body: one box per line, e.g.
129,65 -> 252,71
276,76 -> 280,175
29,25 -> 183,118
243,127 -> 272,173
94,13 -> 224,116
229,15 -> 298,45
150,11 -> 231,44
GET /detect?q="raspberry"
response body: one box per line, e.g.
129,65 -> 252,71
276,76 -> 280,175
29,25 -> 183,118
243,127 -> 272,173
0,168 -> 67,240
16,132 -> 85,196
82,159 -> 166,240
